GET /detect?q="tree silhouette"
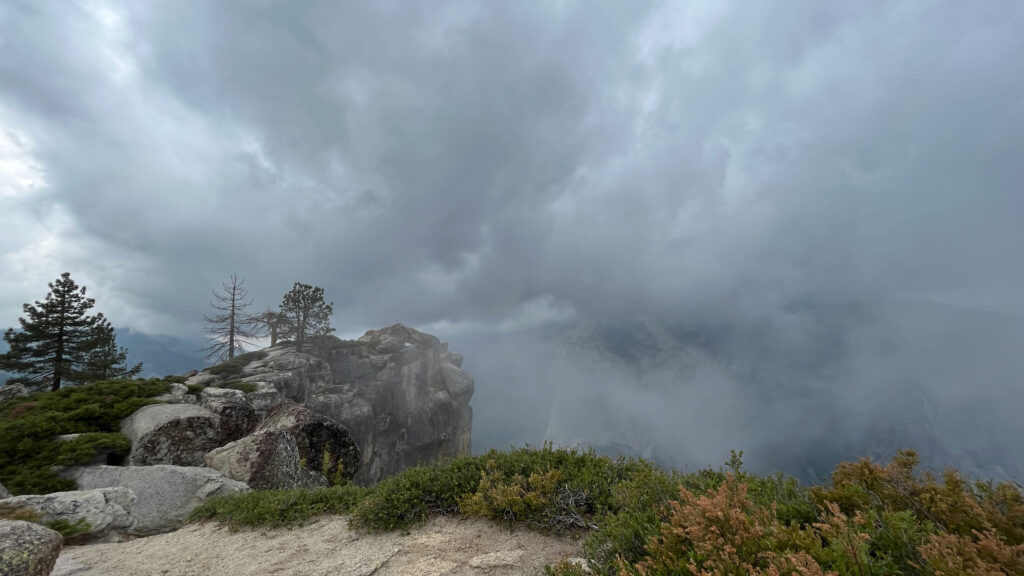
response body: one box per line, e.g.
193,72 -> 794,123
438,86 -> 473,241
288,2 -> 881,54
280,282 -> 333,353
202,274 -> 259,362
0,273 -> 128,391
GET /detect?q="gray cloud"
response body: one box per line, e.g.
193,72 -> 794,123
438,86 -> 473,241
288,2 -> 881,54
2,1 -> 1023,474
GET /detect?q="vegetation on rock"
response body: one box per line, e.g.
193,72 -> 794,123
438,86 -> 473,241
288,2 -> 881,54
0,378 -> 172,495
204,350 -> 267,377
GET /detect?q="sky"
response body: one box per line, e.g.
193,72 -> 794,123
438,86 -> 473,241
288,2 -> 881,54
2,2 -> 1023,473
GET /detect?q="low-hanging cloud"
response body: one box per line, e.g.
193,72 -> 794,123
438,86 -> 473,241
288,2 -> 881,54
2,1 -> 1023,476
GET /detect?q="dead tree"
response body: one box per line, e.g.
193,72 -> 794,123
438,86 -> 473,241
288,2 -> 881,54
202,274 -> 259,362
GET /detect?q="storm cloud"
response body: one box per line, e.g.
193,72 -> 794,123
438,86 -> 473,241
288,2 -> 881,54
2,1 -> 1023,474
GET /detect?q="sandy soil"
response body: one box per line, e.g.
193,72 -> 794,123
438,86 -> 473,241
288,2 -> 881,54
52,515 -> 583,576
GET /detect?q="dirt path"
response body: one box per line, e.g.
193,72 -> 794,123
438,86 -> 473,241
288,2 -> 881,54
52,515 -> 583,576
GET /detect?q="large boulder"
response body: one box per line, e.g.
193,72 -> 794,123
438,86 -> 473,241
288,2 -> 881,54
60,465 -> 248,536
121,404 -> 221,466
0,488 -> 135,543
204,430 -> 329,490
200,389 -> 259,444
306,325 -> 474,485
0,520 -> 62,576
258,403 -> 359,485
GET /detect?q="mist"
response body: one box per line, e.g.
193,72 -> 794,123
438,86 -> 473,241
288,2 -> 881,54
2,2 -> 1023,481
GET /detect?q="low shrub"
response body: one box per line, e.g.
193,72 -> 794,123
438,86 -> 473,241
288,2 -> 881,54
0,379 -> 168,495
188,483 -> 367,531
205,351 -> 267,377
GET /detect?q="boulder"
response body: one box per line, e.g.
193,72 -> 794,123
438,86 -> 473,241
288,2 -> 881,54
121,404 -> 221,466
244,382 -> 282,412
0,520 -> 62,576
200,390 -> 258,444
184,372 -> 219,388
306,324 -> 474,485
204,430 -> 328,490
60,465 -> 248,536
259,403 -> 359,485
0,383 -> 28,404
0,487 -> 135,543
0,482 -> 9,499
168,382 -> 189,396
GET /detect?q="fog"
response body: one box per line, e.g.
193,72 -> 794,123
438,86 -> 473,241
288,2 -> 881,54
2,2 -> 1023,481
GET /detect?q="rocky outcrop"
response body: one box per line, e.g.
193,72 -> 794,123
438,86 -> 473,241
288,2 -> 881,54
199,388 -> 259,444
121,404 -> 221,466
0,481 -> 9,499
258,403 -> 359,485
0,488 -> 135,543
60,465 -> 248,536
0,520 -> 62,576
0,383 -> 28,404
183,324 -> 474,486
307,325 -> 474,485
204,430 -> 328,490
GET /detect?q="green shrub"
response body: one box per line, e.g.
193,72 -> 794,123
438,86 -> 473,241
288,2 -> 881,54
0,379 -> 168,495
188,483 -> 367,531
205,351 -> 267,377
351,457 -> 483,532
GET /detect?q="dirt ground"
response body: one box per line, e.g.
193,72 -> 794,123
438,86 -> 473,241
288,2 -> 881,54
52,515 -> 584,576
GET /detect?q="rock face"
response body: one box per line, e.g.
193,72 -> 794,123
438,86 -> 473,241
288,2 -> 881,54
0,487 -> 135,543
0,520 -> 62,576
0,383 -> 28,404
121,404 -> 222,466
183,324 -> 474,486
307,324 -> 474,485
205,430 -> 328,490
60,465 -> 248,536
199,389 -> 259,444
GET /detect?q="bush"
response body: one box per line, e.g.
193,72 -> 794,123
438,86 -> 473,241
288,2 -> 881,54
188,483 -> 367,531
205,351 -> 267,377
351,457 -> 483,532
0,379 -> 168,495
178,445 -> 1024,576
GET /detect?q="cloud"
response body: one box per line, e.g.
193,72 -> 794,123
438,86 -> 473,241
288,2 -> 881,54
2,1 -> 1023,473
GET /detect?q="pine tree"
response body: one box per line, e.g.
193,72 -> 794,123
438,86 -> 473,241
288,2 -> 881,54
82,319 -> 143,381
0,273 -> 109,391
280,282 -> 334,353
202,274 -> 259,362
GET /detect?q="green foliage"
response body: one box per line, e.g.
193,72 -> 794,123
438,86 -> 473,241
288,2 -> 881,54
186,383 -> 205,395
188,483 -> 367,531
0,272 -> 139,392
205,350 -> 266,377
54,432 -> 131,466
0,379 -> 168,495
279,282 -> 334,353
351,457 -> 483,532
45,517 -> 92,541
181,445 -> 1024,576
